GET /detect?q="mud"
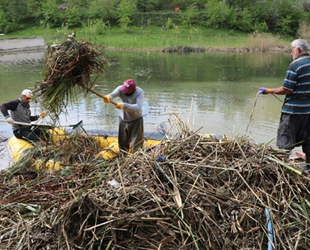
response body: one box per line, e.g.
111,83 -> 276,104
106,45 -> 289,53
0,37 -> 45,54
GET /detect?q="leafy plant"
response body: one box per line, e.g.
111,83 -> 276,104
65,6 -> 82,28
87,0 -> 119,24
231,8 -> 254,32
182,4 -> 202,26
204,0 -> 233,29
36,0 -> 64,28
137,0 -> 166,12
298,21 -> 310,41
117,0 -> 137,30
165,17 -> 174,29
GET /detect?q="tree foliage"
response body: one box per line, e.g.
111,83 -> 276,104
0,0 -> 309,37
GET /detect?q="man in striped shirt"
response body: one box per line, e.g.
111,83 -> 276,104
258,39 -> 310,170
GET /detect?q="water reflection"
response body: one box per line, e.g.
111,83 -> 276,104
0,49 -> 292,168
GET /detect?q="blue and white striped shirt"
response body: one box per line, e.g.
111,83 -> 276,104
282,53 -> 310,114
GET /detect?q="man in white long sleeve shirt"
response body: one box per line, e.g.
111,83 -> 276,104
103,79 -> 144,153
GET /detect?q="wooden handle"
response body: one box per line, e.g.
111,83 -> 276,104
81,83 -> 117,105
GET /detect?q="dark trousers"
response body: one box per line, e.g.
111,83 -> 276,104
13,126 -> 47,143
118,117 -> 144,153
277,113 -> 310,163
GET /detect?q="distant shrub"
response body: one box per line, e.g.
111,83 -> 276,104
297,21 -> 310,41
274,0 -> 303,37
117,0 -> 137,31
83,19 -> 110,42
204,0 -> 233,29
95,19 -> 111,35
182,5 -> 201,26
0,9 -> 8,33
254,21 -> 269,33
165,17 -> 174,29
248,32 -> 282,51
0,8 -> 23,33
87,0 -> 118,25
36,0 -> 64,28
65,6 -> 82,28
137,0 -> 166,12
231,8 -> 254,32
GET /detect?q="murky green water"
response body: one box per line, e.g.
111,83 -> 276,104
0,49 -> 292,168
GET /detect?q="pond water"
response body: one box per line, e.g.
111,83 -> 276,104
0,49 -> 292,169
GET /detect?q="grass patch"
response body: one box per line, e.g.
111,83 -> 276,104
298,21 -> 310,42
247,32 -> 286,51
0,25 -> 289,50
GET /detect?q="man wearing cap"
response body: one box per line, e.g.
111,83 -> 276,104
103,79 -> 144,153
0,89 -> 47,142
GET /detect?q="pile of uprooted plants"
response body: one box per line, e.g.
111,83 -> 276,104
0,119 -> 310,250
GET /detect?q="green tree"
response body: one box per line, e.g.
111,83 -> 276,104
117,0 -> 137,30
0,9 -> 8,33
0,0 -> 27,32
136,0 -> 166,11
36,0 -> 65,28
87,0 -> 119,24
66,0 -> 89,23
274,0 -> 304,36
172,0 -> 192,9
65,6 -> 82,28
204,0 -> 233,29
230,8 -> 255,32
6,0 -> 30,22
225,0 -> 253,9
182,4 -> 203,26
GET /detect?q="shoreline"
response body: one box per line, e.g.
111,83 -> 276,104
105,45 -> 289,53
0,37 -> 289,54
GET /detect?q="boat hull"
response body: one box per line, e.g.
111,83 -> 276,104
7,129 -> 161,172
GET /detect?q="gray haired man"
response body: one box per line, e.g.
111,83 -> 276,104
258,39 -> 310,171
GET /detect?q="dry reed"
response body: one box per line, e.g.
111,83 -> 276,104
34,36 -> 108,119
0,118 -> 310,249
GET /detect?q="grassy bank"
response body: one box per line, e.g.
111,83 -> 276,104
1,25 -> 290,51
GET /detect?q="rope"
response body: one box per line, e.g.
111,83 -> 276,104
245,92 -> 259,133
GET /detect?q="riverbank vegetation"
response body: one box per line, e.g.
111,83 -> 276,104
3,24 -> 291,52
5,25 -> 289,50
1,0 -> 310,50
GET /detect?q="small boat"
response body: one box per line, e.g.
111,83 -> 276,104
7,127 -> 162,172
7,119 -> 228,172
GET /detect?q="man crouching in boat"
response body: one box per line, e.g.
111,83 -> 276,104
0,89 -> 48,143
103,79 -> 144,153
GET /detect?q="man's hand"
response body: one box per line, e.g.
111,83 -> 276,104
40,112 -> 47,118
258,87 -> 270,94
6,117 -> 14,125
103,95 -> 111,103
115,103 -> 123,109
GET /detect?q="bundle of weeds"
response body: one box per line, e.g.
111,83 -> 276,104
34,37 -> 108,119
1,118 -> 310,249
10,133 -> 102,172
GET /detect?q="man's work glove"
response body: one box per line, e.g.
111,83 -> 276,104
103,95 -> 111,103
40,112 -> 47,118
6,117 -> 14,125
258,87 -> 270,94
115,103 -> 123,110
